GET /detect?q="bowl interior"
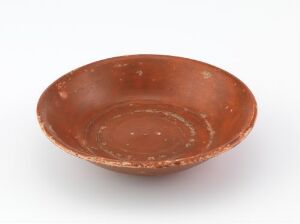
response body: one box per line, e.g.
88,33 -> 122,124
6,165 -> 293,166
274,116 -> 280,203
37,55 -> 256,162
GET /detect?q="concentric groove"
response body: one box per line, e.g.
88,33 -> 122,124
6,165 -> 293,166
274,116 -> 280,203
77,102 -> 215,161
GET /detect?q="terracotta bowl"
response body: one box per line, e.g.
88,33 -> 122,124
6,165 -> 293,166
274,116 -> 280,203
37,55 -> 257,175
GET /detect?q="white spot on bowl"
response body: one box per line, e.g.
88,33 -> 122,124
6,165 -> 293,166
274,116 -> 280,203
100,126 -> 107,130
113,114 -> 122,119
155,131 -> 162,135
58,91 -> 68,99
48,125 -> 54,133
130,132 -> 135,135
201,70 -> 213,79
185,143 -> 192,148
56,81 -> 66,90
200,113 -> 207,118
136,70 -> 143,76
80,139 -> 87,146
114,63 -> 128,67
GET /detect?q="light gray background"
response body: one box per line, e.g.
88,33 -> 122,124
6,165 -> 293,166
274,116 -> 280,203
0,0 -> 299,223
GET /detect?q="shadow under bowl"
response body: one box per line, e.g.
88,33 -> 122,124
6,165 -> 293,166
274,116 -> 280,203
37,54 -> 257,175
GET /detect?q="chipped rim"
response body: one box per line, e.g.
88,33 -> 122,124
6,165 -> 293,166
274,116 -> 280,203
37,54 -> 257,169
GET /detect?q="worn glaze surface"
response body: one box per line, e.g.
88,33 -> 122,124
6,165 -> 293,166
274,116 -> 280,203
37,55 -> 257,175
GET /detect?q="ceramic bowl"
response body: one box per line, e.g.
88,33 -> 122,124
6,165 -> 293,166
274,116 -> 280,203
37,55 -> 257,175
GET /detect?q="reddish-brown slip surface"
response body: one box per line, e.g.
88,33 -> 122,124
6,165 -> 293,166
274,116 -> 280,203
37,55 -> 257,175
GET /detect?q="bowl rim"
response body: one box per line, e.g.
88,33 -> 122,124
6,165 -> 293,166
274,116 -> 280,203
37,54 -> 257,169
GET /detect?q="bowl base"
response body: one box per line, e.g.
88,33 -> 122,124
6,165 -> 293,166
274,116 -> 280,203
78,101 -> 215,161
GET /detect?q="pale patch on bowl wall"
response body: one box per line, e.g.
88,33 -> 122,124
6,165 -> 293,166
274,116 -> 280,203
201,70 -> 213,79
